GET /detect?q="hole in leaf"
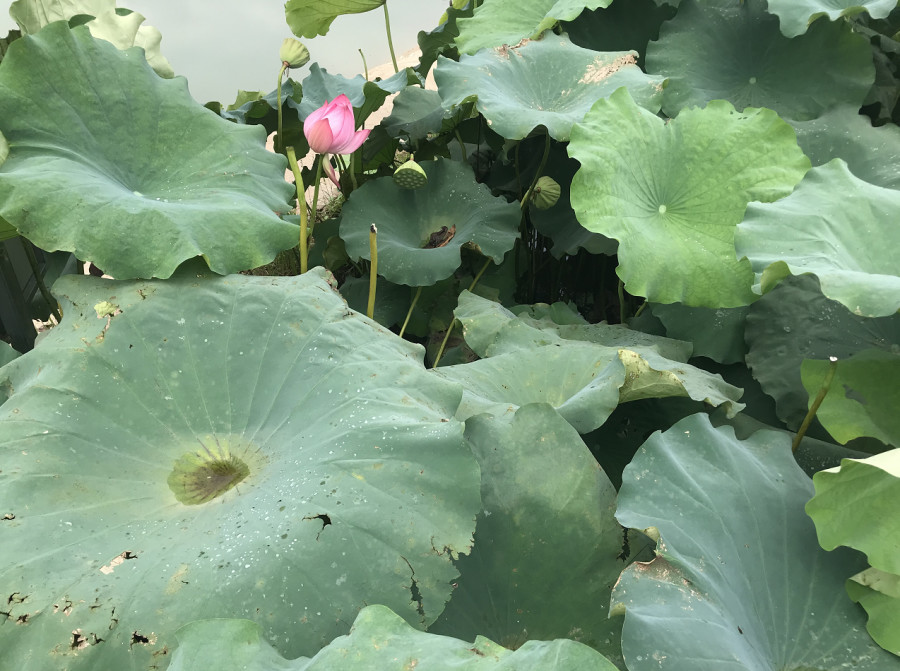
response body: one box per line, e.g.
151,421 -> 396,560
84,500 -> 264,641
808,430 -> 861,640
130,631 -> 150,646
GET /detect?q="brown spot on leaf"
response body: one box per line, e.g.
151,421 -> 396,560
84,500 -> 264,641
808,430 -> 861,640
579,53 -> 637,84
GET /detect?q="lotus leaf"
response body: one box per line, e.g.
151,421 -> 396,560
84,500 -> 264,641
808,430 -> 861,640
744,274 -> 900,429
435,344 -> 625,431
791,105 -> 900,190
429,405 -> 629,664
0,23 -> 298,279
562,0 -> 676,58
454,0 -> 611,55
650,303 -> 749,364
0,268 -> 480,668
382,87 -> 447,141
285,0 -> 385,39
766,0 -> 900,38
435,34 -> 664,141
802,349 -> 900,447
645,0 -> 874,119
846,568 -> 900,655
454,290 -> 691,361
10,0 -> 173,77
298,63 -> 419,123
451,292 -> 744,419
0,341 -> 20,366
340,158 -> 520,286
168,604 -> 617,670
807,450 -> 900,654
612,413 -> 896,670
569,88 -> 809,307
807,449 -> 900,573
736,160 -> 900,317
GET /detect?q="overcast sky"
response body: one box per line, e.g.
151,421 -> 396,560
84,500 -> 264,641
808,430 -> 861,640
3,1 -> 446,103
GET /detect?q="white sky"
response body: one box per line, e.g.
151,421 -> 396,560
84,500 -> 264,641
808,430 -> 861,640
3,1 -> 447,103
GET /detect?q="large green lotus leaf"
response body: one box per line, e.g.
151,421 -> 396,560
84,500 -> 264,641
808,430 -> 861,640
0,24 -> 297,279
298,63 -> 419,124
0,268 -> 480,668
455,0 -> 611,55
435,344 -> 625,432
169,604 -> 616,671
767,0 -> 900,38
807,450 -> 900,573
10,0 -> 173,77
382,87 -> 447,141
612,413 -> 896,671
434,34 -> 664,141
429,405 -> 627,665
562,0 -> 676,59
645,0 -> 874,119
791,105 -> 900,190
454,290 -> 692,361
846,567 -> 900,655
649,303 -> 749,364
802,349 -> 900,446
744,274 -> 900,429
0,341 -> 20,366
285,0 -> 385,38
340,159 -> 520,286
569,88 -> 809,307
452,292 -> 744,418
736,160 -> 900,317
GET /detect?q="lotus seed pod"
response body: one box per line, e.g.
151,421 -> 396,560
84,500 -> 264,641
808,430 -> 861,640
393,160 -> 428,189
533,176 -> 561,209
280,38 -> 310,68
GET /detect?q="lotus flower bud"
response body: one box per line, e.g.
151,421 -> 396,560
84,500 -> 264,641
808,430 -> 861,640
393,159 -> 428,189
532,176 -> 560,209
280,38 -> 310,68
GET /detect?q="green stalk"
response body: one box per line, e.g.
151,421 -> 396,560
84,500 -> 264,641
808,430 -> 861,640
359,48 -> 369,81
398,286 -> 423,339
383,2 -> 399,73
520,129 -> 551,209
454,129 -> 467,162
276,62 -> 288,153
792,357 -> 839,453
310,156 -> 325,236
286,147 -> 308,273
18,237 -> 61,322
432,257 -> 491,368
618,278 -> 626,324
367,225 -> 378,319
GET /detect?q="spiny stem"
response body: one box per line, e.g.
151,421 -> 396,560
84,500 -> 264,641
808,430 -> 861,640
18,238 -> 60,322
793,356 -> 839,453
399,286 -> 423,339
618,278 -> 626,324
454,129 -> 467,162
286,147 -> 308,273
433,257 -> 492,368
383,2 -> 399,73
521,129 -> 551,209
367,224 -> 378,319
276,62 -> 288,153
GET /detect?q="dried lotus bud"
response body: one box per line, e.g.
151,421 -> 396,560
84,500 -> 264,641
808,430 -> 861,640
279,38 -> 310,68
393,159 -> 428,189
532,176 -> 560,210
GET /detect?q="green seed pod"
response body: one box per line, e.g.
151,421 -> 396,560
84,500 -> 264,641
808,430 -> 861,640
533,176 -> 561,209
279,38 -> 310,68
393,160 -> 428,189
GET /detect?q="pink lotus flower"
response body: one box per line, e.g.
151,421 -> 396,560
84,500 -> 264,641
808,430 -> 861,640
304,94 -> 370,155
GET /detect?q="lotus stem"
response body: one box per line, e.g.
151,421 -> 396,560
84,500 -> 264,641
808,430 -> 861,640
454,129 -> 467,162
18,237 -> 61,323
399,286 -> 423,339
618,278 -> 626,324
432,257 -> 491,368
359,48 -> 369,81
276,62 -> 288,153
792,356 -> 838,453
286,147 -> 308,273
367,224 -> 378,319
383,2 -> 399,74
521,129 -> 551,209
310,156 -> 324,236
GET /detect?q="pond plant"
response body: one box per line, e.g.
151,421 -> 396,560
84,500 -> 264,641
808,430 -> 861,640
1,0 -> 899,668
